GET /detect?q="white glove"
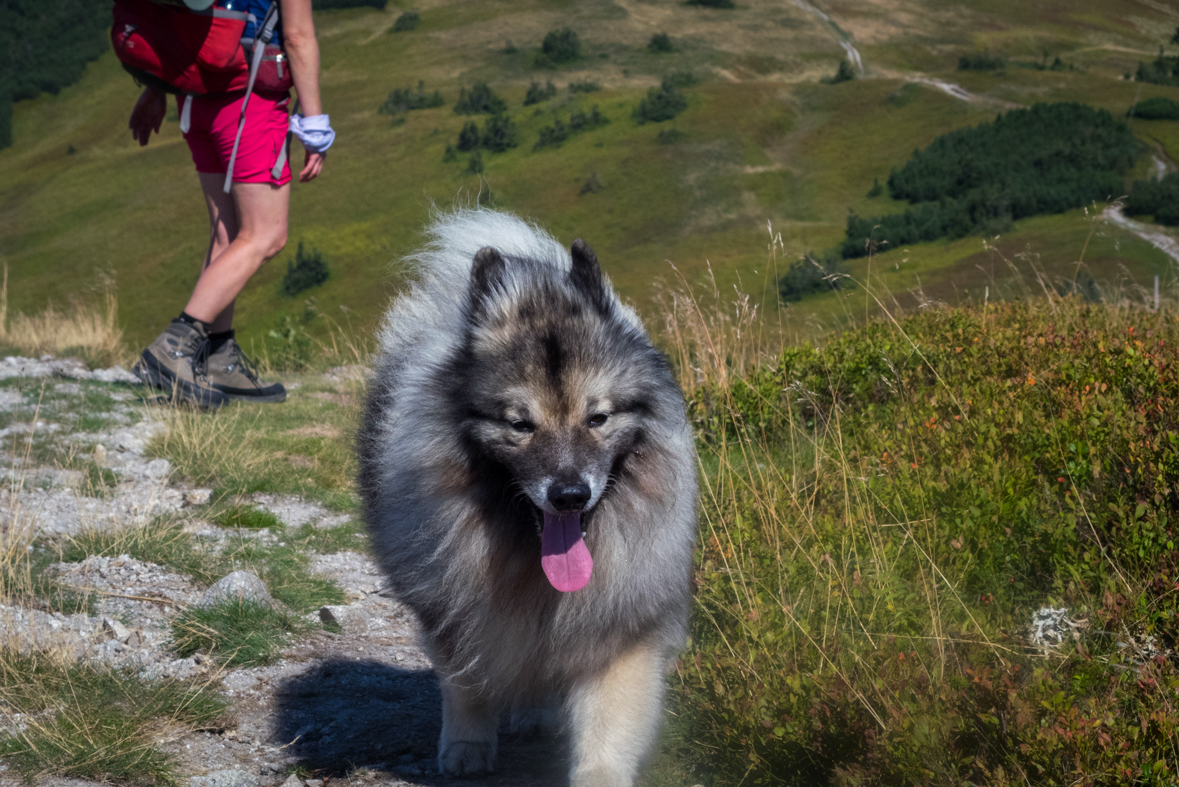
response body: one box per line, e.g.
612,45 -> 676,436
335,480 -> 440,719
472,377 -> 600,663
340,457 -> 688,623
290,114 -> 335,154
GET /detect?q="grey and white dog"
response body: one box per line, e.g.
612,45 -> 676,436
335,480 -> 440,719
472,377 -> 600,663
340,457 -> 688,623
357,209 -> 697,786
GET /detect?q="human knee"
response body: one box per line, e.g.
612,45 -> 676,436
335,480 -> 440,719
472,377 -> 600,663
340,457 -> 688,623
264,231 -> 287,260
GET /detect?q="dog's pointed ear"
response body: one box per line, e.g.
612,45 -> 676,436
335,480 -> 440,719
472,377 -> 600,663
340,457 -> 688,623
470,247 -> 507,312
570,239 -> 608,312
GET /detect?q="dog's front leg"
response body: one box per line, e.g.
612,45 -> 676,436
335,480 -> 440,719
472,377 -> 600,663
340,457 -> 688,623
566,643 -> 666,787
438,681 -> 498,776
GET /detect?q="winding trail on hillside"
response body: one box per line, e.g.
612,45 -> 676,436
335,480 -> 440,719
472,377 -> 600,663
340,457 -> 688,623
791,0 -> 864,76
906,77 -> 1024,109
1103,204 -> 1179,266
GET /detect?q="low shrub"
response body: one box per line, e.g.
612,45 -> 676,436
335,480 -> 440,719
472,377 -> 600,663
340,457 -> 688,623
540,28 -> 581,64
524,79 -> 557,105
453,82 -> 506,115
467,151 -> 484,174
534,106 -> 608,150
958,50 -> 1005,70
1126,171 -> 1179,225
391,9 -> 418,31
568,80 -> 601,94
480,111 -> 518,152
456,121 -> 480,151
648,32 -> 675,53
1131,95 -> 1179,120
280,242 -> 329,297
633,77 -> 688,123
377,81 -> 443,115
671,297 -> 1179,785
776,250 -> 846,301
824,58 -> 856,83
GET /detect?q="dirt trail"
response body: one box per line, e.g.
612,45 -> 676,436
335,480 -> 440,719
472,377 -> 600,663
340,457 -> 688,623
0,365 -> 562,787
791,0 -> 864,76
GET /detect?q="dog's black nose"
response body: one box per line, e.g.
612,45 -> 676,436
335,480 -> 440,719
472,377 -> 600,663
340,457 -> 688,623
547,482 -> 591,512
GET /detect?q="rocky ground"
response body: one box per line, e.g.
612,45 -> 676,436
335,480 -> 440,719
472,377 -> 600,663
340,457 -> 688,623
0,358 -> 572,787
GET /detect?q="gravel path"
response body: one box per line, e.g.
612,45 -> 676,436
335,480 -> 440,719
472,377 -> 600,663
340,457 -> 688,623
0,360 -> 566,787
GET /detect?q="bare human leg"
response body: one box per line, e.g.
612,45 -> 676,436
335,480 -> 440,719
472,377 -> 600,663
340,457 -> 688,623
184,176 -> 289,329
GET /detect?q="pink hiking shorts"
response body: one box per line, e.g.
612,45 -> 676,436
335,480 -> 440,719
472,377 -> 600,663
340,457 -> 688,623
180,91 -> 292,186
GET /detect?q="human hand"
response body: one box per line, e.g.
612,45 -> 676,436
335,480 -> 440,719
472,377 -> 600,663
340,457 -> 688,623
299,149 -> 325,182
129,88 -> 166,146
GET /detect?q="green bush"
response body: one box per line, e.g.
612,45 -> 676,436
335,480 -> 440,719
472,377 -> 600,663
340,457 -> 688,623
377,81 -> 443,115
456,121 -> 480,151
674,298 -> 1179,785
171,599 -> 311,667
0,0 -> 110,149
1131,95 -> 1179,120
215,505 -> 281,530
648,32 -> 675,53
391,9 -> 419,31
280,241 -> 330,297
1126,171 -> 1179,225
541,28 -> 581,64
480,111 -> 518,152
633,77 -> 689,124
467,151 -> 484,174
453,82 -> 506,115
958,51 -> 1005,70
568,80 -> 601,94
524,79 -> 558,105
777,251 -> 846,301
534,106 -> 608,150
825,59 -> 856,84
843,103 -> 1141,257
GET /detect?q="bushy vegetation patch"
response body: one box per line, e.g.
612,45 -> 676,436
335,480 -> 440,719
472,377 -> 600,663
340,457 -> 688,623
633,77 -> 689,124
214,505 -> 281,530
823,59 -> 856,84
669,297 -> 1179,785
0,653 -> 225,784
523,80 -> 557,106
0,0 -> 110,149
533,28 -> 581,68
280,242 -> 330,297
843,103 -> 1140,257
453,82 -> 506,115
534,106 -> 609,150
170,599 -> 310,668
1126,172 -> 1179,225
958,51 -> 1005,71
568,80 -> 601,94
377,82 -> 443,116
479,111 -> 518,152
1131,96 -> 1179,120
1135,32 -> 1179,86
648,32 -> 675,53
390,9 -> 419,31
777,251 -> 847,301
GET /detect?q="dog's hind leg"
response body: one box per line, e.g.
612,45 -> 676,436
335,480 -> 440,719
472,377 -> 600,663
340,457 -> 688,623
438,681 -> 498,776
566,643 -> 666,787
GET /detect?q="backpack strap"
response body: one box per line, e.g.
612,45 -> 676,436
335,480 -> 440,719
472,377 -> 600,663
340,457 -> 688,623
271,98 -> 297,181
223,0 -> 280,192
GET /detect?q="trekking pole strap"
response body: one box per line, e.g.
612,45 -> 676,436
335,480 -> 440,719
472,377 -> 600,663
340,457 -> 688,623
223,0 -> 281,193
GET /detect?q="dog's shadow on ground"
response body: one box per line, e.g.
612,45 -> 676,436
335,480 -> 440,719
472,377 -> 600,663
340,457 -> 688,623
272,659 -> 567,785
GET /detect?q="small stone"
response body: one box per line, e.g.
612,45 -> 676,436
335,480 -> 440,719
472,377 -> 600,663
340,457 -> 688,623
280,775 -> 303,787
125,629 -> 143,648
304,780 -> 324,787
197,571 -> 275,609
93,444 -> 108,467
317,604 -> 369,632
101,616 -> 131,643
144,458 -> 171,480
185,488 -> 213,506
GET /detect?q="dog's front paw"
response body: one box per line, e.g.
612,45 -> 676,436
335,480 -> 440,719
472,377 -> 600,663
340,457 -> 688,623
439,740 -> 495,777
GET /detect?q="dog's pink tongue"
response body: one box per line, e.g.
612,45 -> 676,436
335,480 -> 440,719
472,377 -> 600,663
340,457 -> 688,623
541,512 -> 593,592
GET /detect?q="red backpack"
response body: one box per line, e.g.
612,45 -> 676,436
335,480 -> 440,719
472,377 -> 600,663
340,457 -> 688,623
112,0 -> 294,190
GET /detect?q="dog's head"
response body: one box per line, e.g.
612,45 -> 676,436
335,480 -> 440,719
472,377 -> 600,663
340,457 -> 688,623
456,240 -> 671,591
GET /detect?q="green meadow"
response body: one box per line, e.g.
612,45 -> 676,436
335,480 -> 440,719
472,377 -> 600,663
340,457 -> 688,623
2,0 -> 1177,351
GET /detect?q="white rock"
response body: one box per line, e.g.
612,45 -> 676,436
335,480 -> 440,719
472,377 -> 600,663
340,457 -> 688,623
189,769 -> 257,787
101,616 -> 131,643
280,774 -> 304,787
144,458 -> 171,480
197,571 -> 274,609
184,488 -> 213,506
93,444 -> 108,467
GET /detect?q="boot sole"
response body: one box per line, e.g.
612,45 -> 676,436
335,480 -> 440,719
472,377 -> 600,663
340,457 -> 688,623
134,353 -> 230,409
217,388 -> 288,404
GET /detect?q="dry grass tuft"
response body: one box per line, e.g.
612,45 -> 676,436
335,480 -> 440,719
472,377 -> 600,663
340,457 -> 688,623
0,265 -> 131,369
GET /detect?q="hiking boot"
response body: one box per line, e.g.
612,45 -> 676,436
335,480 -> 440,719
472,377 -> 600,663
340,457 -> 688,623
206,336 -> 286,403
133,320 -> 229,408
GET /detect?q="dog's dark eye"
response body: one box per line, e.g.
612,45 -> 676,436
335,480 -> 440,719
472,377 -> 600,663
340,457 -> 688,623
587,413 -> 609,428
509,419 -> 535,433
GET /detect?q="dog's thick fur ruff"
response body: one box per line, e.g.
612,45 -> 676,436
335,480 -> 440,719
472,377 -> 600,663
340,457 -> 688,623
358,209 -> 697,785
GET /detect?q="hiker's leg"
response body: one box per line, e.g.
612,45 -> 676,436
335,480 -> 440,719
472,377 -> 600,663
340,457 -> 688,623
183,179 -> 290,329
197,172 -> 240,332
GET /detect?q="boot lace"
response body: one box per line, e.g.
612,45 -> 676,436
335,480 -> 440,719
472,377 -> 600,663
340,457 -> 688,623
225,341 -> 262,383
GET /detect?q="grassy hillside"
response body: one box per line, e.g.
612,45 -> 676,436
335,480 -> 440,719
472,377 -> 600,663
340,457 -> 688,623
0,0 -> 1177,353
